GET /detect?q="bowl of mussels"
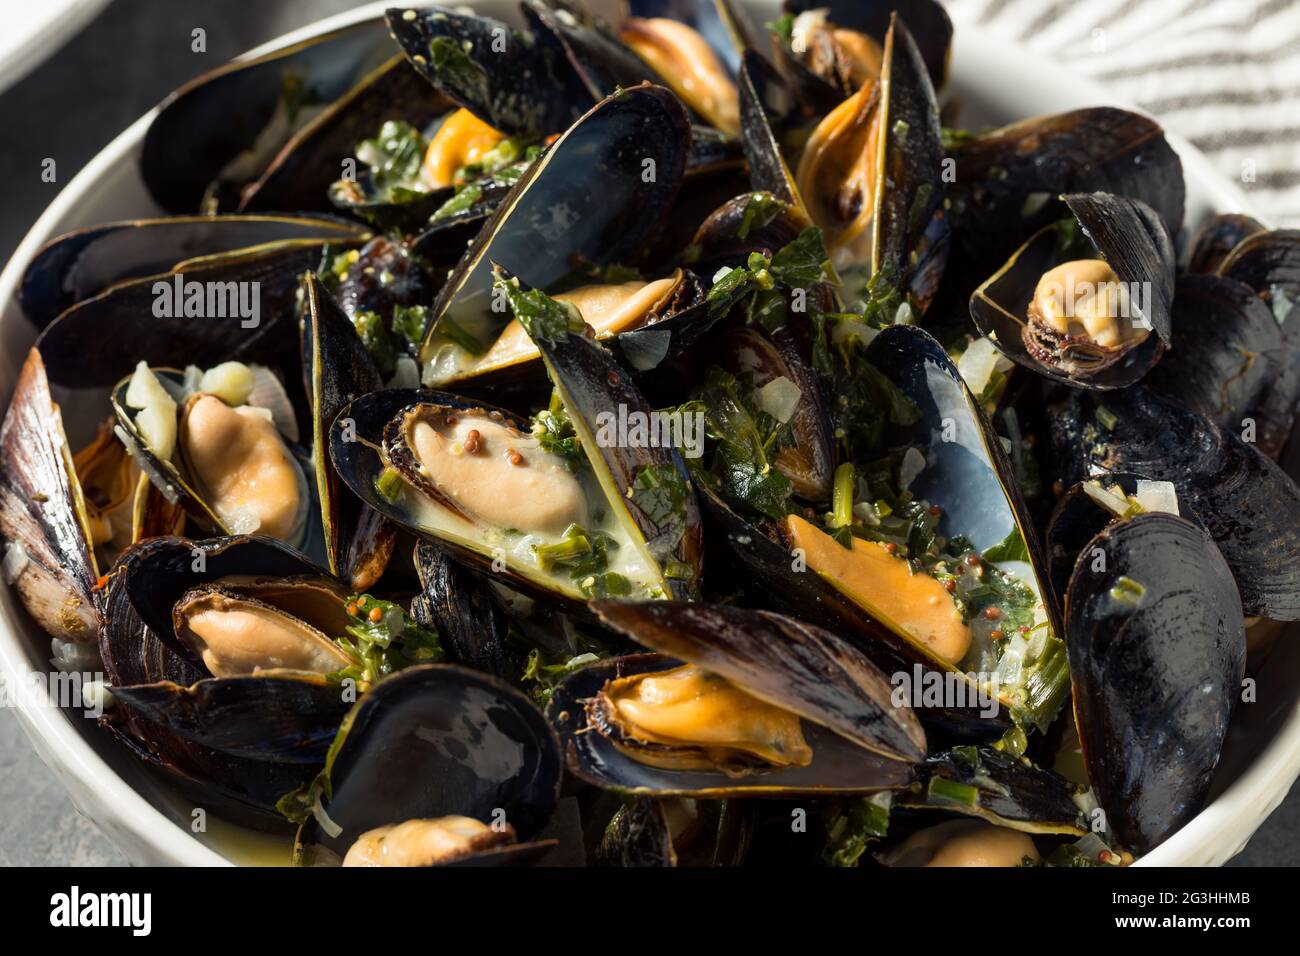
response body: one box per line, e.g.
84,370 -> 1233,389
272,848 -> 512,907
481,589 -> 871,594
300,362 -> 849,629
0,0 -> 1297,868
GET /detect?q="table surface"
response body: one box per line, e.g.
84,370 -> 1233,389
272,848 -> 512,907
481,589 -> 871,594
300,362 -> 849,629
0,0 -> 1295,867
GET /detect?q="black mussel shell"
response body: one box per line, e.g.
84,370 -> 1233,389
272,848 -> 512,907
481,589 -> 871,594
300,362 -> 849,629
417,83 -> 691,387
1065,513 -> 1245,853
109,674 -> 348,764
1048,385 -> 1300,620
99,550 -> 320,828
34,239 -> 344,389
301,272 -> 395,590
1044,473 -> 1179,609
119,535 -> 331,659
1188,213 -> 1265,275
950,108 -> 1185,276
142,19 -> 392,213
1218,229 -> 1300,457
295,664 -> 563,862
782,0 -> 952,93
103,536 -> 354,764
525,0 -> 658,104
737,51 -> 809,211
412,541 -> 524,682
871,15 -> 949,316
1144,274 -> 1282,429
709,324 -> 835,503
19,215 -> 367,331
240,56 -> 449,215
0,349 -> 102,642
590,599 -> 927,762
548,652 -> 917,797
897,746 -> 1087,835
511,284 -> 704,599
386,5 -> 592,138
970,192 -> 1175,389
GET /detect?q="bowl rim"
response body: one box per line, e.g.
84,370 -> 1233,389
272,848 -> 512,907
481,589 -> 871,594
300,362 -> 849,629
0,0 -> 1291,867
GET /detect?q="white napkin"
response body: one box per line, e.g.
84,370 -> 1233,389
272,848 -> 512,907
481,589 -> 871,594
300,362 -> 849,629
945,0 -> 1300,226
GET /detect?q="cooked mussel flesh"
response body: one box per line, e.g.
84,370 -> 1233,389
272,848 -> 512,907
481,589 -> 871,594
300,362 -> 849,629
971,193 -> 1174,388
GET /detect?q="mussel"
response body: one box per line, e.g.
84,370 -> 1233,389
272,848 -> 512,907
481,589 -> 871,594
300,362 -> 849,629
291,664 -> 563,866
970,192 -> 1175,389
1064,513 -> 1246,853
112,362 -> 318,555
547,600 -> 925,796
786,15 -> 949,311
102,535 -> 409,764
413,83 -> 695,389
708,325 -> 1068,735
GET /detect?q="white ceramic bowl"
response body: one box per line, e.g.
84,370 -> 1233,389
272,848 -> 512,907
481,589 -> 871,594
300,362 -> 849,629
0,0 -> 1295,867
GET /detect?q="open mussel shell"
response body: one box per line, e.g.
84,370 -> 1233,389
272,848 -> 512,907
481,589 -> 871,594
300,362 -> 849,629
548,652 -> 917,798
1065,513 -> 1245,853
417,83 -> 691,388
711,324 -> 835,503
108,673 -> 347,764
1144,274 -> 1282,429
330,389 -> 553,600
525,0 -> 660,105
869,14 -> 949,315
1188,213 -> 1265,275
239,55 -> 449,215
1218,229 -> 1300,457
33,238 -> 349,390
386,5 -> 592,139
110,367 -> 322,561
844,326 -> 1066,725
896,746 -> 1087,835
736,51 -> 811,212
19,215 -> 368,331
779,0 -> 952,100
300,273 -> 394,590
295,664 -> 563,865
518,291 -> 704,596
1048,385 -> 1300,620
142,19 -> 392,213
101,535 -> 354,762
950,108 -> 1186,276
592,599 -> 927,761
0,349 -> 102,642
970,192 -> 1175,389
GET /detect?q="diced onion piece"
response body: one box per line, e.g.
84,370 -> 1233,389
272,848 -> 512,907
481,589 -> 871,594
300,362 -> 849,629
199,361 -> 256,406
899,447 -> 926,489
1134,479 -> 1179,515
125,361 -> 176,413
755,375 -> 802,423
957,336 -> 1011,398
135,402 -> 177,461
1082,480 -> 1132,517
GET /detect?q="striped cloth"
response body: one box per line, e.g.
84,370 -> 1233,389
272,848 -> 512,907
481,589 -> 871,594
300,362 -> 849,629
944,0 -> 1300,225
